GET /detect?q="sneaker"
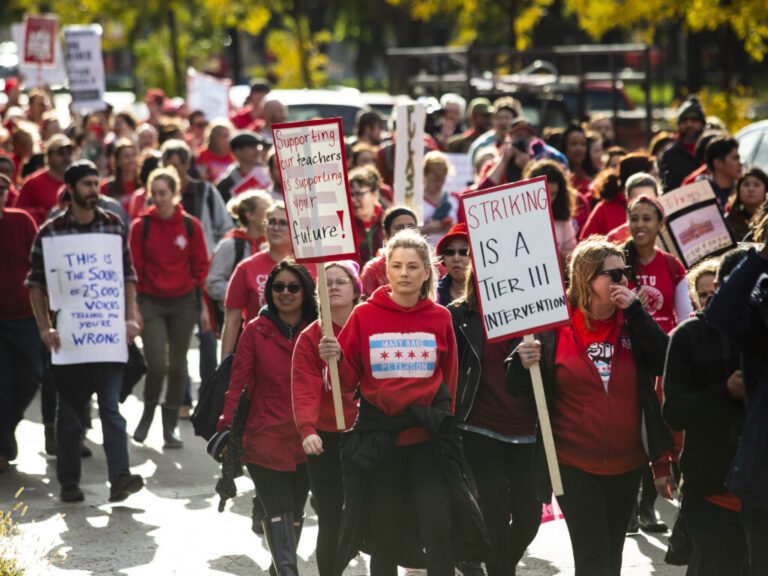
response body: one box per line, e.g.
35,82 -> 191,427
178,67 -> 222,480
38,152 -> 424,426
60,484 -> 85,502
109,471 -> 144,503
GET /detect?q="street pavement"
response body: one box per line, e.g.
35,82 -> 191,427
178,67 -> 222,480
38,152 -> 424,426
1,350 -> 687,576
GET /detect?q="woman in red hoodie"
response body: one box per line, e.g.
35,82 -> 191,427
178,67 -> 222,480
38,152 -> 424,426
291,260 -> 360,576
218,261 -> 318,576
511,238 -> 669,576
129,167 -> 209,448
319,229 -> 459,576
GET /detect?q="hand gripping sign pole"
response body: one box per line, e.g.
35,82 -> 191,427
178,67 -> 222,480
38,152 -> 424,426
460,176 -> 569,495
271,118 -> 358,429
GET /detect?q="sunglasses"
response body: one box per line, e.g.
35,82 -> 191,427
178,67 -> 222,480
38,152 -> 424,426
272,282 -> 302,294
267,218 -> 289,228
443,248 -> 469,257
594,267 -> 632,283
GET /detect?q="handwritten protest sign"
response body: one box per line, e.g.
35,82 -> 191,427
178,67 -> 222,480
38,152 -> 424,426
272,118 -> 358,264
462,176 -> 569,495
656,180 -> 735,268
63,25 -> 106,113
443,152 -> 473,195
42,234 -> 127,365
187,69 -> 231,121
394,103 -> 426,224
272,118 -> 358,429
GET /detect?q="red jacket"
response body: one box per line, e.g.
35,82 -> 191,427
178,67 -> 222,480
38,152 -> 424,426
338,286 -> 458,445
292,321 -> 358,439
0,208 -> 38,320
579,194 -> 628,240
129,204 -> 209,297
360,251 -> 388,298
552,309 -> 647,475
218,313 -> 307,471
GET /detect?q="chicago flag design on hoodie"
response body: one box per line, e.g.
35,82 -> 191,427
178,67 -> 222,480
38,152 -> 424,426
369,332 -> 437,378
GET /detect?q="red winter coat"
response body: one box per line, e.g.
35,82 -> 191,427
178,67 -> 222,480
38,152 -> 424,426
218,313 -> 307,471
292,321 -> 358,439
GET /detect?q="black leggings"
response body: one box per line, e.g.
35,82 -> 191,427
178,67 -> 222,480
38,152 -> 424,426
306,431 -> 344,576
246,463 -> 310,519
557,464 -> 642,576
462,431 -> 542,576
368,441 -> 454,576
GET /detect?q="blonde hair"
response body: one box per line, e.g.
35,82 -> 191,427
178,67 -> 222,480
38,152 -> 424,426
385,229 -> 437,301
227,189 -> 273,226
204,119 -> 233,153
266,200 -> 286,218
686,258 -> 719,307
147,166 -> 181,196
567,236 -> 625,330
423,150 -> 451,180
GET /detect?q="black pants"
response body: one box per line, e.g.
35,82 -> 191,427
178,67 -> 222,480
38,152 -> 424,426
557,464 -> 641,576
368,441 -> 454,576
682,494 -> 748,576
307,431 -> 344,576
741,502 -> 768,576
462,431 -> 541,576
246,462 -> 310,519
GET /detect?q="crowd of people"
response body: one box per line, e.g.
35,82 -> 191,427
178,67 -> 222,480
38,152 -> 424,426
1,76 -> 767,576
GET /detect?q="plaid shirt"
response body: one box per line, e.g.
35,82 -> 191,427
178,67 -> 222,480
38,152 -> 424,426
26,207 -> 137,289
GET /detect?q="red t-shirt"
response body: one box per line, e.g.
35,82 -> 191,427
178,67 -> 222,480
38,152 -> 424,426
628,250 -> 685,334
0,208 -> 38,319
197,149 -> 234,183
17,169 -> 65,225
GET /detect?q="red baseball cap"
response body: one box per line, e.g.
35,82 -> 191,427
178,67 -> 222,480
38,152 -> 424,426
436,222 -> 469,255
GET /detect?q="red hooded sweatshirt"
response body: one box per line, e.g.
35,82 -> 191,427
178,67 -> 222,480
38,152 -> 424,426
292,321 -> 359,439
579,194 -> 628,240
338,286 -> 458,446
129,204 -> 209,297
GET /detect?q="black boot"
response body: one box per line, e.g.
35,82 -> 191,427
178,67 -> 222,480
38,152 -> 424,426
161,406 -> 183,448
638,499 -> 668,533
261,513 -> 298,576
251,496 -> 266,535
133,403 -> 157,443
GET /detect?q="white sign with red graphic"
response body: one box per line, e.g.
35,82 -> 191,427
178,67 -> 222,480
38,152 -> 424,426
23,15 -> 58,68
271,118 -> 358,264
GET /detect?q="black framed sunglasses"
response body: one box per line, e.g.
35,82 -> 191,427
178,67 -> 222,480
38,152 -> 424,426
272,282 -> 302,294
594,267 -> 632,283
443,248 -> 469,257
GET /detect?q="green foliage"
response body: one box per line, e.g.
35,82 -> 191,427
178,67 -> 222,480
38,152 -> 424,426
697,85 -> 755,134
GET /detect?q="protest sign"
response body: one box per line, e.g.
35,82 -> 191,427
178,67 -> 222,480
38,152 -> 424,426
63,25 -> 106,113
443,152 -> 473,195
13,18 -> 67,87
187,69 -> 231,121
272,118 -> 358,429
656,180 -> 735,268
42,234 -> 127,365
394,103 -> 426,224
462,176 -> 569,495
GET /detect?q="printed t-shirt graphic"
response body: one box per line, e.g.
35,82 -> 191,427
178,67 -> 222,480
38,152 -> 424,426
369,332 -> 437,378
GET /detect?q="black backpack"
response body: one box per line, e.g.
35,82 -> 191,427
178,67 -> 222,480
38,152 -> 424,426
191,354 -> 234,440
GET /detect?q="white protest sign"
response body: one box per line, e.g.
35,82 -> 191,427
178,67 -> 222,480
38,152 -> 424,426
394,103 -> 426,224
462,176 -> 571,341
63,26 -> 106,113
443,152 -> 473,195
13,19 -> 67,88
42,234 -> 127,365
187,69 -> 231,121
272,118 -> 358,264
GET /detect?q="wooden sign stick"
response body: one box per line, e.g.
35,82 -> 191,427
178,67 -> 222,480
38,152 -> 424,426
316,266 -> 346,430
524,333 -> 564,496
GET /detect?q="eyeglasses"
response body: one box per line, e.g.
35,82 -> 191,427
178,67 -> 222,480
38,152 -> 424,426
593,267 -> 632,283
267,218 -> 289,228
350,189 -> 372,200
443,248 -> 469,257
326,278 -> 351,288
272,282 -> 302,294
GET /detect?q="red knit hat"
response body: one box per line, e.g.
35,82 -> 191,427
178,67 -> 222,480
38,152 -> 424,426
436,222 -> 469,255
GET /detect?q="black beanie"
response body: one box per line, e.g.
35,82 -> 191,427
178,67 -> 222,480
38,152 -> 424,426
383,206 -> 418,236
677,97 -> 705,123
64,160 -> 99,188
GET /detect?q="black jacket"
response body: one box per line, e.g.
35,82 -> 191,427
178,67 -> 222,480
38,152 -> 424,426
335,386 -> 492,573
659,141 -> 698,192
663,311 -> 744,498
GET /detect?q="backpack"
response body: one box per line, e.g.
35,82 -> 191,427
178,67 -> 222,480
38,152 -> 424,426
191,354 -> 234,440
142,213 -> 194,241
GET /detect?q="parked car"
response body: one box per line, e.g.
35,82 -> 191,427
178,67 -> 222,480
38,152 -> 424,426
736,120 -> 768,173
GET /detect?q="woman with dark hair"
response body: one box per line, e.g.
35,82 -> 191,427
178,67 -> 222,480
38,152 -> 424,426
586,130 -> 605,174
725,167 -> 768,241
291,261 -> 361,576
558,124 -> 591,196
218,260 -> 318,576
127,151 -> 162,220
449,267 -> 542,576
360,206 -> 419,298
101,138 -> 139,212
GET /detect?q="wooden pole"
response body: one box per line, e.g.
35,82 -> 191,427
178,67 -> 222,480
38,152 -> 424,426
524,333 -> 564,496
316,266 -> 346,430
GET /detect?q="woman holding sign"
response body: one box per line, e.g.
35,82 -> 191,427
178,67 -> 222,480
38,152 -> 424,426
510,238 -> 669,576
319,230 -> 478,576
291,261 -> 360,576
218,261 -> 317,576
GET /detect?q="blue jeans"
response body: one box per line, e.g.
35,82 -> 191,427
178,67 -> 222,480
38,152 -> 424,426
54,364 -> 130,486
0,317 -> 44,460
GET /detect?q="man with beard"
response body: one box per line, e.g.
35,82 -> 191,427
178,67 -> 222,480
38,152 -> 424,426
659,97 -> 706,191
27,160 -> 144,503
